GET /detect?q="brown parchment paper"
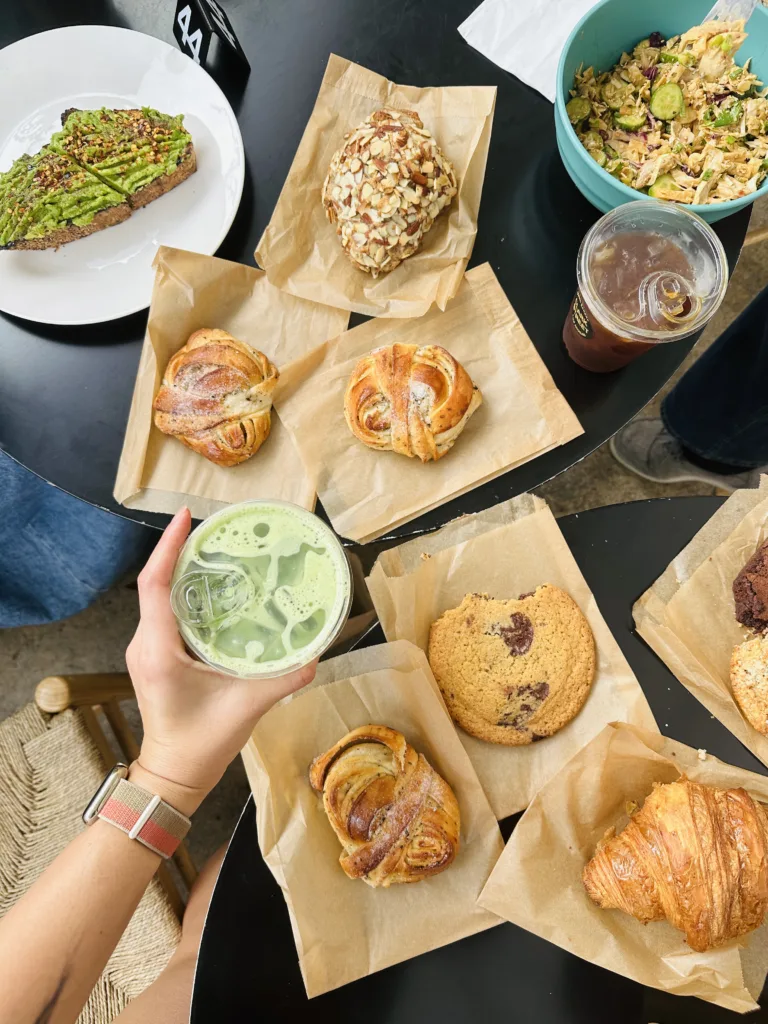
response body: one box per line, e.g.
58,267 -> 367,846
241,640 -> 503,997
634,476 -> 768,769
113,246 -> 349,519
274,264 -> 583,542
366,494 -> 657,820
478,722 -> 768,1013
254,54 -> 496,319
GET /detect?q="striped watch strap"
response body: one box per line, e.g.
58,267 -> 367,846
98,778 -> 191,859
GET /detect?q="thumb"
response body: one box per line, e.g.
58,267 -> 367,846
137,507 -> 192,646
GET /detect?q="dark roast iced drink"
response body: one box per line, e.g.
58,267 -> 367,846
563,201 -> 728,373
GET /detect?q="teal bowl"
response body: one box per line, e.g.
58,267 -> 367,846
555,0 -> 768,222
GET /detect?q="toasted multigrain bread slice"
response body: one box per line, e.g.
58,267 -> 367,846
127,142 -> 196,209
0,147 -> 130,251
1,107 -> 194,252
58,107 -> 196,209
3,202 -> 132,250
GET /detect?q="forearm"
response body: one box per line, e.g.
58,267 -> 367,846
0,819 -> 159,1024
0,764 -> 201,1024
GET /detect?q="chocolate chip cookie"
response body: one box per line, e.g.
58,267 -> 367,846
733,540 -> 768,633
730,633 -> 768,735
427,585 -> 596,746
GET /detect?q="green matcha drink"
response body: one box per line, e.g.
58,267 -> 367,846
171,501 -> 351,678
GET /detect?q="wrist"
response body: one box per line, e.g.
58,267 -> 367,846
128,761 -> 207,817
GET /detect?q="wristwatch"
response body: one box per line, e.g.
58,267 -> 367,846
83,763 -> 191,859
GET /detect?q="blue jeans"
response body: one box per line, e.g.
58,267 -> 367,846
662,282 -> 768,471
0,454 -> 152,627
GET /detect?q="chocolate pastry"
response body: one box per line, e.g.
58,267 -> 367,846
734,540 -> 768,632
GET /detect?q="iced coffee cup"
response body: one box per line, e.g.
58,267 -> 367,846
170,501 -> 352,678
563,200 -> 728,373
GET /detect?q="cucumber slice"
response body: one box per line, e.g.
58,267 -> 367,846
581,130 -> 607,167
582,131 -> 603,147
650,83 -> 684,120
601,76 -> 630,110
614,111 -> 647,131
566,97 -> 591,124
648,173 -> 681,197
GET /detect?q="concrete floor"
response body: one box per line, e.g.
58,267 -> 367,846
2,198 -> 767,869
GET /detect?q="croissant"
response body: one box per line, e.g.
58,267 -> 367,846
309,724 -> 460,887
583,778 -> 768,952
344,343 -> 482,462
153,328 -> 279,467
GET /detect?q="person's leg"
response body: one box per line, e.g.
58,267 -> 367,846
611,282 -> 768,490
0,453 -> 152,627
113,846 -> 226,1024
662,280 -> 768,469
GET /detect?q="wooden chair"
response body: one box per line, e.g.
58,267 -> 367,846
35,673 -> 197,920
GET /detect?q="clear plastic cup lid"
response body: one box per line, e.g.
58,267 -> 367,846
170,500 -> 353,679
577,200 -> 729,343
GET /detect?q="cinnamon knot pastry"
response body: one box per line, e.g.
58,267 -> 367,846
344,343 -> 482,462
583,778 -> 768,952
153,328 -> 279,467
322,108 -> 458,276
309,725 -> 460,887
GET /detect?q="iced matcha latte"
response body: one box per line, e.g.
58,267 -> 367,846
171,501 -> 351,677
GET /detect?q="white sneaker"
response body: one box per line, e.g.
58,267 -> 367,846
609,419 -> 763,493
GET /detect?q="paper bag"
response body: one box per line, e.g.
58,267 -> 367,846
241,640 -> 503,997
114,246 -> 349,518
478,722 -> 768,1013
274,264 -> 583,542
255,54 -> 496,319
634,477 -> 768,769
367,494 -> 656,819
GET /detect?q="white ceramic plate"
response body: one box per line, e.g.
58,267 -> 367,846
0,25 -> 245,325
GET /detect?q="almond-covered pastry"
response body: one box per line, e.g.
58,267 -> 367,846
321,108 -> 458,276
309,725 -> 460,887
344,342 -> 482,462
583,778 -> 768,952
153,328 -> 279,467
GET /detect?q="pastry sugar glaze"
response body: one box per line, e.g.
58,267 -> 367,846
172,502 -> 350,677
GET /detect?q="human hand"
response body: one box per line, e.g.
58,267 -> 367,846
126,508 -> 316,815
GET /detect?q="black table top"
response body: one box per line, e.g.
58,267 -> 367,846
0,1 -> 751,535
192,496 -> 768,1024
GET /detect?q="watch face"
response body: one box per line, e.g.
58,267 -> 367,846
82,763 -> 129,825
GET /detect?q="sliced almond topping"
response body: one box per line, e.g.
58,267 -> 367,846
321,107 -> 458,277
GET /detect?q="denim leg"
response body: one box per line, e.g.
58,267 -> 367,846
662,282 -> 768,470
0,453 -> 152,627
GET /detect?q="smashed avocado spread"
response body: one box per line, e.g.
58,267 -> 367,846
0,147 -> 124,247
51,107 -> 192,195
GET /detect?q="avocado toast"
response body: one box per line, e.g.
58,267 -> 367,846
0,106 -> 195,251
0,147 -> 130,250
52,107 -> 195,209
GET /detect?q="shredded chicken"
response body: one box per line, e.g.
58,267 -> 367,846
568,20 -> 768,205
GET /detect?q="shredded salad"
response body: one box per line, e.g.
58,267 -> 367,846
567,21 -> 768,205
